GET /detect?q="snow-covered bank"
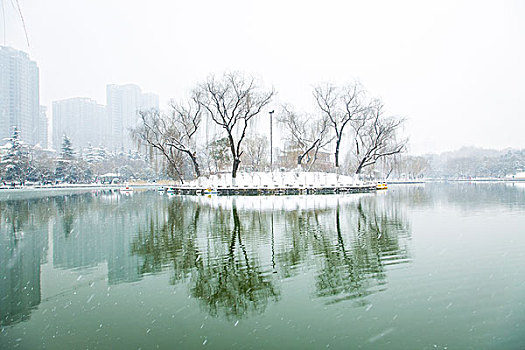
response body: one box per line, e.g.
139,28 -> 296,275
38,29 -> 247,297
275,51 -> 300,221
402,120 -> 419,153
186,171 -> 364,188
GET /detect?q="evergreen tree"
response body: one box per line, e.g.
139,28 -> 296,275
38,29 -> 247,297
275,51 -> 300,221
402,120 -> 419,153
1,128 -> 31,184
61,135 -> 75,160
84,143 -> 96,163
55,135 -> 77,183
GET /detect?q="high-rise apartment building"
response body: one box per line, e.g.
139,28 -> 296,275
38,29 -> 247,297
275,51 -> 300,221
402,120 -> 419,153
141,92 -> 160,111
106,84 -> 159,151
37,106 -> 48,148
0,46 -> 40,145
52,97 -> 107,151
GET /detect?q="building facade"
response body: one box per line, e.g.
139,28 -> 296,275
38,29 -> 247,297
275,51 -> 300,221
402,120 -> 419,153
37,106 -> 48,148
0,46 -> 40,145
106,84 -> 159,151
52,97 -> 107,151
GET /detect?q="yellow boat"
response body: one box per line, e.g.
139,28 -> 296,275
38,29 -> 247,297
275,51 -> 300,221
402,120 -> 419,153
203,187 -> 218,196
376,182 -> 388,190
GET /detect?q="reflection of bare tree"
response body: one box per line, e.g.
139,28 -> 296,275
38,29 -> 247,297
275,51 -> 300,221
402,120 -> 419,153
268,196 -> 410,305
131,199 -> 201,283
314,197 -> 410,304
131,199 -> 280,319
275,208 -> 331,278
191,202 -> 279,319
130,193 -> 411,316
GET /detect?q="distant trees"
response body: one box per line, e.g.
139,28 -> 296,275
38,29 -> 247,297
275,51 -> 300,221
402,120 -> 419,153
27,148 -> 55,183
382,148 -> 525,180
278,105 -> 331,170
242,134 -> 269,172
0,131 -> 157,185
398,156 -> 429,179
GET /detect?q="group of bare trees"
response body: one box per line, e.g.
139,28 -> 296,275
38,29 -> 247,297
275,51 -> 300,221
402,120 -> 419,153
134,95 -> 203,180
133,72 -> 406,183
133,72 -> 273,183
280,82 -> 407,175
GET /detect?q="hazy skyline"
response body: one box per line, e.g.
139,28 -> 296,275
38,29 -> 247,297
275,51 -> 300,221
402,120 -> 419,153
3,0 -> 524,155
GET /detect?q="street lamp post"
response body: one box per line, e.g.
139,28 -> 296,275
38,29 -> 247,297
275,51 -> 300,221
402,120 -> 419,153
269,110 -> 274,171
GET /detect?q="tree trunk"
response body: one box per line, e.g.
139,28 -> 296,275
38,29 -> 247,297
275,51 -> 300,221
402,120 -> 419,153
334,137 -> 341,168
297,154 -> 303,166
232,158 -> 241,178
176,172 -> 184,184
169,160 -> 184,184
355,158 -> 366,175
385,167 -> 394,179
188,152 -> 201,178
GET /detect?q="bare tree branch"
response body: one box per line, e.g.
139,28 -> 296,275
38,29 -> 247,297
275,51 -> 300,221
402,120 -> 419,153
132,107 -> 202,183
196,72 -> 274,178
350,99 -> 407,175
278,104 -> 332,170
313,81 -> 367,168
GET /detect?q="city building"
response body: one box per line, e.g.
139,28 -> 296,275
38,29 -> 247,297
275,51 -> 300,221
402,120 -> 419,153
37,106 -> 48,148
106,84 -> 159,151
0,46 -> 40,145
52,97 -> 107,151
141,92 -> 159,111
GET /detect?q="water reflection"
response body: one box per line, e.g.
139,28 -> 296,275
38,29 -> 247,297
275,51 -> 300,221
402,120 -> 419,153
262,195 -> 411,305
131,198 -> 280,319
190,202 -> 280,319
1,188 -> 416,325
0,198 -> 50,326
314,199 -> 410,305
151,194 -> 412,312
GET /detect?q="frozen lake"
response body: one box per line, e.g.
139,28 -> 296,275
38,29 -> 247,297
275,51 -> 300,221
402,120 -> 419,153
1,183 -> 524,349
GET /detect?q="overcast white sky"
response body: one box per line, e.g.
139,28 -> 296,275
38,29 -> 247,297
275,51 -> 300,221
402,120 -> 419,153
3,0 -> 524,154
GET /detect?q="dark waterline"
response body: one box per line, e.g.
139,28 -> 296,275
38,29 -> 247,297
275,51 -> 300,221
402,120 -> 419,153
1,183 -> 524,349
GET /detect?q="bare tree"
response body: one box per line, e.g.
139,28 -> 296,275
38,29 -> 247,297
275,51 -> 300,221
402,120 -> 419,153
196,72 -> 274,179
351,100 -> 407,175
133,110 -> 186,183
278,105 -> 332,170
242,134 -> 269,172
133,93 -> 202,181
168,92 -> 203,177
379,155 -> 400,180
313,82 -> 367,168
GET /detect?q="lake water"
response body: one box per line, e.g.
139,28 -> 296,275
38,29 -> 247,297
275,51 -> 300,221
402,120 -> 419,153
1,183 -> 524,349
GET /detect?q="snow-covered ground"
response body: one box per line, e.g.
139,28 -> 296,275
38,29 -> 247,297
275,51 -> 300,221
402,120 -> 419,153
506,171 -> 525,180
185,171 -> 364,188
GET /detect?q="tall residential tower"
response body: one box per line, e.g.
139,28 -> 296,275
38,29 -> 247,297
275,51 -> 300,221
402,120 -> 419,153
106,84 -> 159,151
52,97 -> 107,151
0,46 -> 40,145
